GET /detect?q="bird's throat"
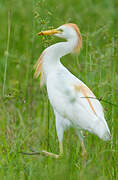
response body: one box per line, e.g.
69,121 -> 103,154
42,39 -> 78,77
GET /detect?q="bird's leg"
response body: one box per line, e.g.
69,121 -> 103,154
40,110 -> 64,158
41,142 -> 63,158
41,150 -> 59,158
76,130 -> 87,160
81,140 -> 87,160
59,142 -> 63,155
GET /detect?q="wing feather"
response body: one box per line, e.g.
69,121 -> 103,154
73,83 -> 104,118
34,51 -> 46,87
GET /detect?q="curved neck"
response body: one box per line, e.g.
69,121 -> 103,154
42,39 -> 78,76
46,38 -> 77,59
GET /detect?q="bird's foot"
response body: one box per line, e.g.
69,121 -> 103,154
42,150 -> 60,158
20,147 -> 61,159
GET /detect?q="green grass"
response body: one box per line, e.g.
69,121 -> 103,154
0,0 -> 118,179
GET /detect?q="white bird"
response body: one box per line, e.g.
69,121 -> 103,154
34,23 -> 111,158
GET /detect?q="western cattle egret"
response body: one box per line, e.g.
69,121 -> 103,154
34,23 -> 111,158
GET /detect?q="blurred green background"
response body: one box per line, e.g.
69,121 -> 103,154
0,0 -> 118,179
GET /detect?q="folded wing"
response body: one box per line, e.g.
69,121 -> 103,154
73,81 -> 104,118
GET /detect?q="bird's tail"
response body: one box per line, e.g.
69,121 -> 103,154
92,116 -> 111,141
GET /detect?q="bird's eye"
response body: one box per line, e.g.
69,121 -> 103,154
58,29 -> 63,33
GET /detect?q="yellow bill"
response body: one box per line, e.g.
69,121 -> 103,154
37,29 -> 61,36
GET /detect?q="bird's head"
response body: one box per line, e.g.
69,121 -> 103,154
37,23 -> 82,53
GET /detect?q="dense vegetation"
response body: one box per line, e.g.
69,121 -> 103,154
0,0 -> 118,179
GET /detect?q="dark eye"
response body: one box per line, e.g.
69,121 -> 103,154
58,29 -> 63,32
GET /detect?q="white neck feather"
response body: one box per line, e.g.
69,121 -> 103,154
43,38 -> 78,75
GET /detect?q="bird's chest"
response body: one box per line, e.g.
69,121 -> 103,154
46,72 -> 74,116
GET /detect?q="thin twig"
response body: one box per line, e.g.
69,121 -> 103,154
20,146 -> 42,155
80,97 -> 118,108
20,151 -> 41,155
